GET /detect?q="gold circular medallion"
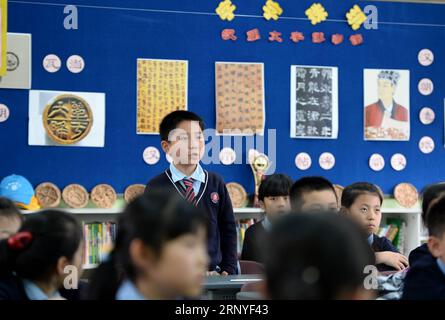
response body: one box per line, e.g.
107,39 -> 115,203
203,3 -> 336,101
226,182 -> 247,208
394,183 -> 418,208
43,94 -> 93,145
91,184 -> 117,209
35,182 -> 61,208
124,184 -> 146,203
62,184 -> 89,208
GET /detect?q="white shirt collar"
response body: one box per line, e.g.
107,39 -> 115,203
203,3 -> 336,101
116,280 -> 146,300
22,279 -> 61,300
169,163 -> 205,183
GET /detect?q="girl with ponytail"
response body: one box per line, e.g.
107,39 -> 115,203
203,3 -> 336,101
0,210 -> 83,300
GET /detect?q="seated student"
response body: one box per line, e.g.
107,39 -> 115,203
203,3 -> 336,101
87,191 -> 209,300
289,176 -> 338,212
146,111 -> 237,276
263,212 -> 375,300
402,196 -> 445,300
0,197 -> 23,240
241,174 -> 292,263
0,210 -> 84,300
341,182 -> 408,272
409,183 -> 445,266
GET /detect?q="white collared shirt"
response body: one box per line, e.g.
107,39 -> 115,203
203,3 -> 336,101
22,279 -> 61,300
115,280 -> 146,300
169,163 -> 205,195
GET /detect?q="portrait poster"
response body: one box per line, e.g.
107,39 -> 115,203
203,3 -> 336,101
364,69 -> 410,141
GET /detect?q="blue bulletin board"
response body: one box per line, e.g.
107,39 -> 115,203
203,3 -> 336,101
1,0 -> 445,195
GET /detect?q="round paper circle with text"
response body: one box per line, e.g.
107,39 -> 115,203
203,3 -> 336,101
43,54 -> 62,73
369,153 -> 385,171
295,152 -> 312,170
419,136 -> 434,154
219,147 -> 237,165
0,104 -> 10,122
319,152 -> 335,170
390,153 -> 407,171
143,146 -> 160,165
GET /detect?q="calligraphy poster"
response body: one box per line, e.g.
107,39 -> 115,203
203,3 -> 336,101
0,33 -> 31,89
137,59 -> 188,135
28,90 -> 105,147
0,0 -> 7,76
290,65 -> 338,139
364,69 -> 410,141
215,62 -> 265,135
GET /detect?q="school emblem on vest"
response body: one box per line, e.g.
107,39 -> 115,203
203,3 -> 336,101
210,192 -> 219,204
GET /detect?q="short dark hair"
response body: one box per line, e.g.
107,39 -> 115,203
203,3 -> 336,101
421,183 -> 445,224
341,182 -> 383,209
258,174 -> 293,201
290,176 -> 336,210
159,110 -> 205,142
426,195 -> 445,238
0,197 -> 23,221
265,212 -> 374,299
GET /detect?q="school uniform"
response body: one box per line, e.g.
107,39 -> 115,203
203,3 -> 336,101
369,234 -> 400,272
0,274 -> 85,300
408,243 -> 431,266
145,163 -> 238,275
240,217 -> 271,264
402,255 -> 445,300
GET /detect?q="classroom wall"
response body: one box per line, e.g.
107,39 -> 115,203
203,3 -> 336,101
1,0 -> 445,195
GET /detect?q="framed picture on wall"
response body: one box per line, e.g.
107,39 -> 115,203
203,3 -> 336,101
364,69 -> 410,141
28,90 -> 106,147
0,33 -> 31,89
290,65 -> 339,139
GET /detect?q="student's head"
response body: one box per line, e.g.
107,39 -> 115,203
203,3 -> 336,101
0,197 -> 23,240
341,182 -> 384,236
159,111 -> 205,166
258,174 -> 292,221
264,212 -> 375,300
290,176 -> 338,212
426,196 -> 445,262
421,183 -> 445,225
88,190 -> 209,300
0,210 -> 83,287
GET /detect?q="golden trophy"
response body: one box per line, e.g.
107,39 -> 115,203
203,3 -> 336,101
249,150 -> 271,208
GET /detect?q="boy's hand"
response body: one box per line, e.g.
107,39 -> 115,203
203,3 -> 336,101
206,271 -> 220,276
375,251 -> 409,271
220,271 -> 229,276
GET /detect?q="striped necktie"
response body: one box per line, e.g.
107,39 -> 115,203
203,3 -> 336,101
181,178 -> 196,205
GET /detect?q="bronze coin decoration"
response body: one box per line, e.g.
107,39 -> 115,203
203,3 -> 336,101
62,184 -> 89,209
43,94 -> 93,144
394,183 -> 418,208
124,184 -> 146,203
91,184 -> 117,209
35,182 -> 61,208
226,182 -> 248,208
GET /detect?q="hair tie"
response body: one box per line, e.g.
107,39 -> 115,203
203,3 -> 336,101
7,231 -> 33,251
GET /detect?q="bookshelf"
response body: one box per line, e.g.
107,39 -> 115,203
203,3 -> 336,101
20,196 -> 423,268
